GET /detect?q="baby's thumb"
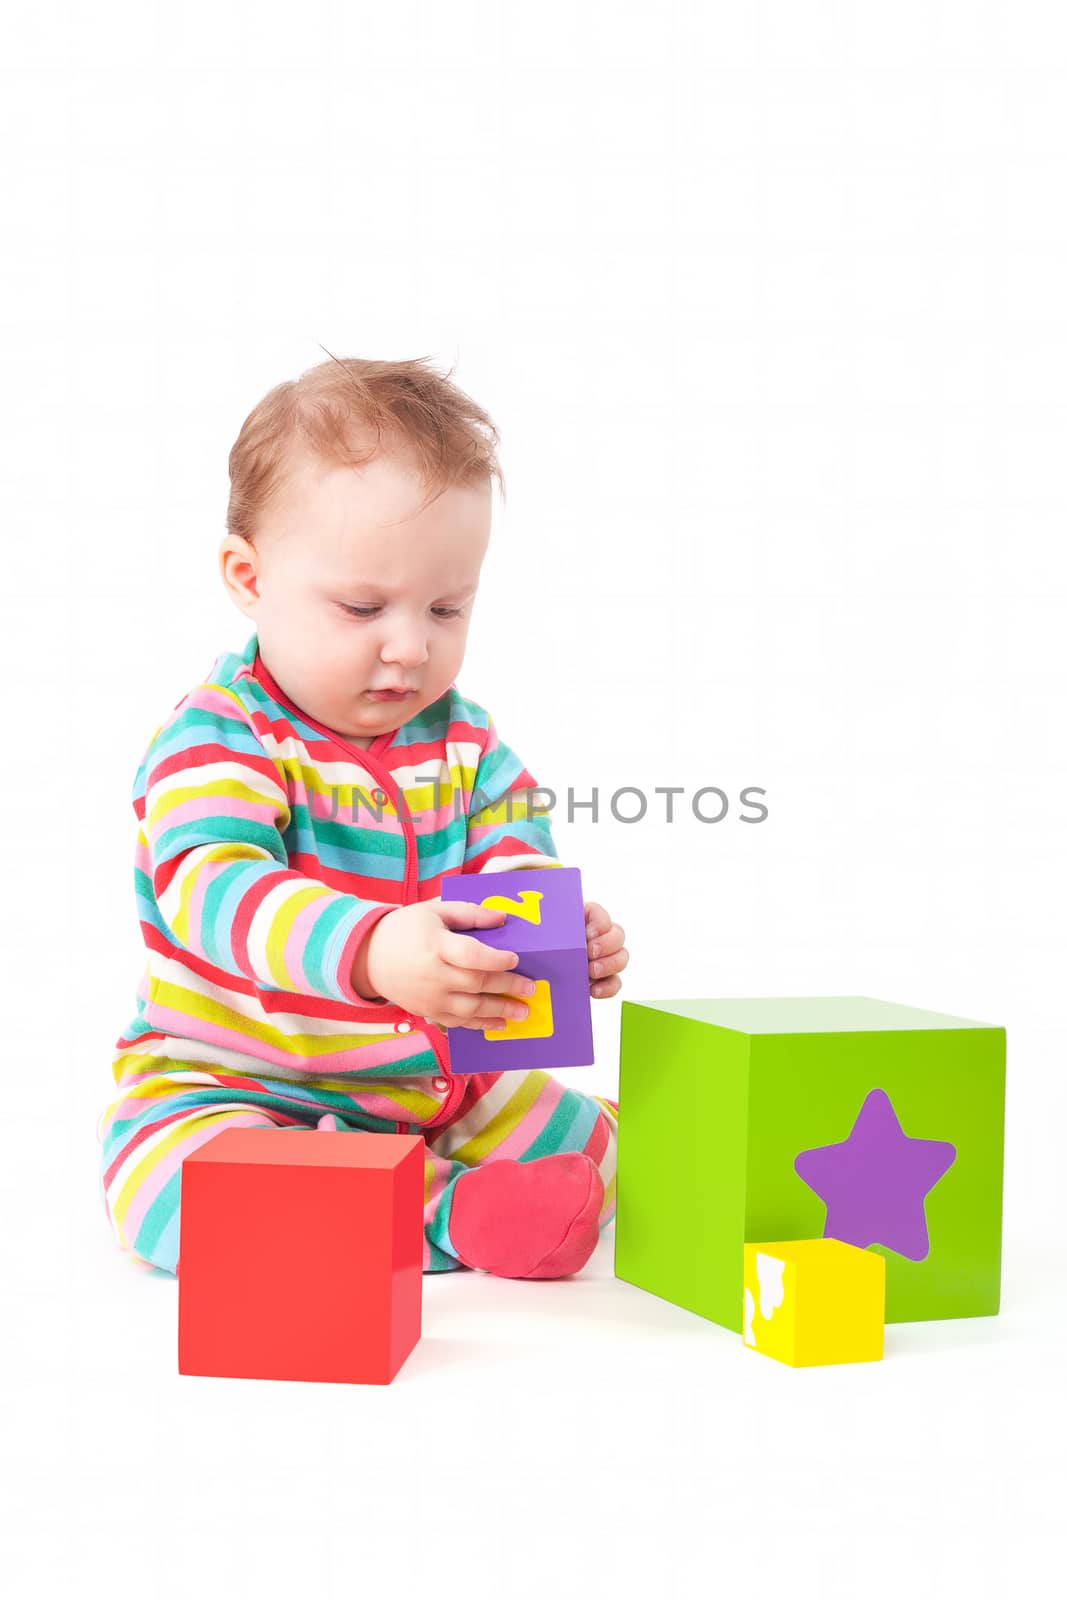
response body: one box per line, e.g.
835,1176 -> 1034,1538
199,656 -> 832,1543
433,898 -> 509,930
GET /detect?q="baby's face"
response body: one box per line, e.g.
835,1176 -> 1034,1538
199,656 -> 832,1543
222,445 -> 492,745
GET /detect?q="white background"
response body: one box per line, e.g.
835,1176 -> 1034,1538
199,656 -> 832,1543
2,2 -> 1064,1595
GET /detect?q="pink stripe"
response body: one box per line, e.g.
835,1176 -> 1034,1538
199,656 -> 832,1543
481,1073 -> 565,1161
142,996 -> 423,1076
285,892 -> 331,988
466,820 -> 513,846
103,1086 -> 180,1126
334,1087 -> 435,1123
184,687 -> 248,717
149,795 -> 273,846
408,791 -> 467,837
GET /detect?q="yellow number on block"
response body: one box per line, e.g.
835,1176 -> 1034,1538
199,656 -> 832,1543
479,889 -> 544,925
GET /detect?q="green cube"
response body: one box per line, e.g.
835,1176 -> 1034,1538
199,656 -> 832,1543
614,996 -> 1006,1329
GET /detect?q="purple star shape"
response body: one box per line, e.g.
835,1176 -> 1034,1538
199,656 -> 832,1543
793,1088 -> 957,1261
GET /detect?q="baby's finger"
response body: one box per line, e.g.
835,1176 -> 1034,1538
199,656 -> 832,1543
589,921 -> 626,959
439,928 -> 520,975
590,946 -> 629,981
440,945 -> 538,1006
441,989 -> 531,1028
427,1011 -> 510,1031
435,901 -> 510,931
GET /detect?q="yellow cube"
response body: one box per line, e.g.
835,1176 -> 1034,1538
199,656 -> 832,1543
742,1239 -> 885,1367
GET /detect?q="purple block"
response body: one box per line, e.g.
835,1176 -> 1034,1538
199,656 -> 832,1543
439,866 -> 594,1074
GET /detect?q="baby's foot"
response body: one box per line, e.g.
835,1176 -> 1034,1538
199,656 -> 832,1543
448,1152 -> 605,1280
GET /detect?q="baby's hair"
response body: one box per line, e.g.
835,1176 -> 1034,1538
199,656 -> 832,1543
226,346 -> 505,545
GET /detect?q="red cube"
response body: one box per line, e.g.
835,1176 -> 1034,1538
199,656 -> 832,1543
178,1128 -> 424,1385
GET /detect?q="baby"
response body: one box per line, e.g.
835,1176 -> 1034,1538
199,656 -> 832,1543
96,354 -> 629,1282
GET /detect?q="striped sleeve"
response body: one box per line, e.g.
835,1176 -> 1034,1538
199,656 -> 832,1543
139,686 -> 397,1006
462,711 -> 565,874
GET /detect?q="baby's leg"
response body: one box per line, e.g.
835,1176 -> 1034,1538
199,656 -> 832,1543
98,1095 -> 311,1277
95,1053 -> 382,1277
421,1069 -> 620,1277
98,1059 -> 619,1280
97,1063 -> 472,1278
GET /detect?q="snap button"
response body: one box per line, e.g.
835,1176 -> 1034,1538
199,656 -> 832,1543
395,1020 -> 413,1034
373,788 -> 387,804
432,1077 -> 449,1091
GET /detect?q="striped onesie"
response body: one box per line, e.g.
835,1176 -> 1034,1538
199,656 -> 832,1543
96,628 -> 619,1275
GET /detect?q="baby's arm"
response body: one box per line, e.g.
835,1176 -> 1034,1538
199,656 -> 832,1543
141,691 -> 397,1009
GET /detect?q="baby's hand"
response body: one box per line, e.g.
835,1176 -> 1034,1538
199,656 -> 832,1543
584,901 -> 628,998
353,899 -> 538,1030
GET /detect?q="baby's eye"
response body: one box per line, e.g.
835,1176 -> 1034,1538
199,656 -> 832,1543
339,604 -> 464,619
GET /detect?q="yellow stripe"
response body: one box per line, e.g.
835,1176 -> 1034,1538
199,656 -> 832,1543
106,1073 -> 189,1105
148,977 -> 406,1059
110,1048 -> 164,1088
147,774 -> 279,832
400,773 -> 463,814
304,1080 -> 441,1119
263,883 -> 333,988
